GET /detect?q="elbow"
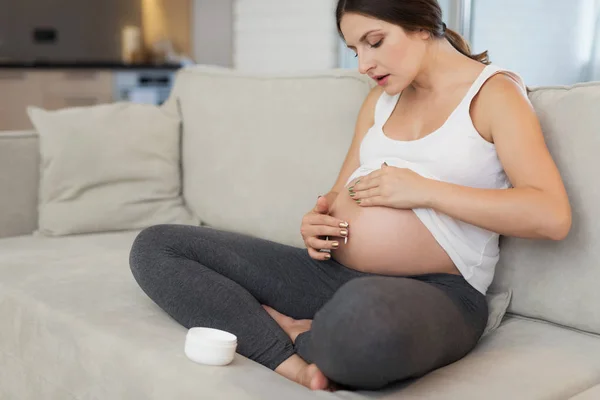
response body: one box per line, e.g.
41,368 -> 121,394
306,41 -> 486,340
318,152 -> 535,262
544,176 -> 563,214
545,210 -> 572,241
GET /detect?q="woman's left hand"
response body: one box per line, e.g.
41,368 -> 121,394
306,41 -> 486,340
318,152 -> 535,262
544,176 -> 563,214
348,163 -> 433,209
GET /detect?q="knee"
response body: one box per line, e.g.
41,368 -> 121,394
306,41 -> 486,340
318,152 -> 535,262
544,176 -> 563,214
129,224 -> 178,280
309,277 -> 410,389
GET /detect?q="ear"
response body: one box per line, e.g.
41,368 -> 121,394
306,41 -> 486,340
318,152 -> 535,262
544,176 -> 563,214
419,29 -> 432,40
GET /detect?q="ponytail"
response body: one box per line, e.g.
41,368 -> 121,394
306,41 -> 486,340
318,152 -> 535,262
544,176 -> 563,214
444,27 -> 490,65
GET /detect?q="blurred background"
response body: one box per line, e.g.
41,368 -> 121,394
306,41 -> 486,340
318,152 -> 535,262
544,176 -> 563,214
1,0 -> 600,131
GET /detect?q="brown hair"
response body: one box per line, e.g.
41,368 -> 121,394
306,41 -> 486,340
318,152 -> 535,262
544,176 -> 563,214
336,0 -> 490,65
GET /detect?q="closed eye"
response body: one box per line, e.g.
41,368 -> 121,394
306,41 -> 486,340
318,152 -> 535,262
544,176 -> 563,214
370,39 -> 383,49
353,39 -> 384,58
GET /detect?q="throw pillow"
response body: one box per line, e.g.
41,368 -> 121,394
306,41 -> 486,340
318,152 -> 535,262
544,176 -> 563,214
482,289 -> 513,338
28,102 -> 198,236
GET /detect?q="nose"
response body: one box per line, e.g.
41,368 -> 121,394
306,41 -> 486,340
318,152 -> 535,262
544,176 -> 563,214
357,52 -> 376,75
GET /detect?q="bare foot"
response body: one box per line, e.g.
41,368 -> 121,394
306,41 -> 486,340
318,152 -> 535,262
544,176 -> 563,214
265,306 -> 338,391
299,364 -> 330,391
276,355 -> 331,391
262,305 -> 312,343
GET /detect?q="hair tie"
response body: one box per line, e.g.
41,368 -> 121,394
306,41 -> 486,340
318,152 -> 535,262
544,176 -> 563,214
442,22 -> 447,34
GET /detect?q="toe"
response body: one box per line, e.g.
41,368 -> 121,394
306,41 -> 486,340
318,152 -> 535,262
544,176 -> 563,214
307,365 -> 329,391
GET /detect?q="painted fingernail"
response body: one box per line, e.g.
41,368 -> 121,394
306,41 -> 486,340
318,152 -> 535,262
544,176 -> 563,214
339,221 -> 349,228
331,241 -> 339,248
355,179 -> 361,184
348,186 -> 354,191
356,200 -> 362,204
340,229 -> 348,236
349,193 -> 355,197
325,253 -> 331,260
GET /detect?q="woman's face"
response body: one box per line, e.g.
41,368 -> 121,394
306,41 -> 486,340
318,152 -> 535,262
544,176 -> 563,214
340,13 -> 430,94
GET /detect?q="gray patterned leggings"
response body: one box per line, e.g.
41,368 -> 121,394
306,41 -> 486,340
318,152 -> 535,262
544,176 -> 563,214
129,224 -> 488,390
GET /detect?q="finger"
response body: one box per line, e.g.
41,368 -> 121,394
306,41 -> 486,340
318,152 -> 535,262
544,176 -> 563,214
308,236 -> 341,251
308,225 -> 348,240
353,177 -> 382,193
352,186 -> 381,200
353,174 -> 382,191
307,213 -> 349,228
347,177 -> 361,188
357,195 -> 385,207
313,196 -> 329,214
351,179 -> 381,199
307,247 -> 331,261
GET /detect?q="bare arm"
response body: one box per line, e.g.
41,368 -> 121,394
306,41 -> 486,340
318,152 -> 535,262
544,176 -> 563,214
322,86 -> 383,205
424,74 -> 572,240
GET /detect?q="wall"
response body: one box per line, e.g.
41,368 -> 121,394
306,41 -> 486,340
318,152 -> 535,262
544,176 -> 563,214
233,0 -> 338,72
0,0 -> 141,62
192,0 -> 234,67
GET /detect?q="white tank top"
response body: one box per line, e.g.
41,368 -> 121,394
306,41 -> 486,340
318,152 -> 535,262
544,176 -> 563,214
345,64 -> 527,295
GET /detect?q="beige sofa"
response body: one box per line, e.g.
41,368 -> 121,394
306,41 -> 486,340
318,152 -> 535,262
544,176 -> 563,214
1,66 -> 600,399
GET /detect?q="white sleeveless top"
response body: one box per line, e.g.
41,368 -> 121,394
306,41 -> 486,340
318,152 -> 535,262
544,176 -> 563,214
345,64 -> 527,295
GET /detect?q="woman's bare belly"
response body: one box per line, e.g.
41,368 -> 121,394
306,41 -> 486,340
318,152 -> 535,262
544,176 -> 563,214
329,183 -> 461,276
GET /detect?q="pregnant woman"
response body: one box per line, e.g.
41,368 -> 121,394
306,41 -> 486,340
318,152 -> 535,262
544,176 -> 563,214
129,0 -> 572,392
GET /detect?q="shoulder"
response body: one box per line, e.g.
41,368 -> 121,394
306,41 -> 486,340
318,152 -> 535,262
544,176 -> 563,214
364,85 -> 386,109
479,72 -> 528,103
471,71 -> 532,140
357,85 -> 386,124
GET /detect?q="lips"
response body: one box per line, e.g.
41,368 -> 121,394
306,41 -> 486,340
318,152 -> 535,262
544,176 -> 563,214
373,74 -> 390,82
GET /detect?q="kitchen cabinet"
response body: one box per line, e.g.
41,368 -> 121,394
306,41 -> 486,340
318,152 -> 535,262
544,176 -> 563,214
0,70 -> 44,131
0,69 -> 113,130
41,70 -> 113,110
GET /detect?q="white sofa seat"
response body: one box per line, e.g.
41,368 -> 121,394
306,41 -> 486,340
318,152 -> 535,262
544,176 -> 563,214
0,231 -> 322,400
1,231 -> 600,400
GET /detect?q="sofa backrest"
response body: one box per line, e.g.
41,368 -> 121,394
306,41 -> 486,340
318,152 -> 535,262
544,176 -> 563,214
490,82 -> 600,335
163,66 -> 374,248
0,130 -> 39,238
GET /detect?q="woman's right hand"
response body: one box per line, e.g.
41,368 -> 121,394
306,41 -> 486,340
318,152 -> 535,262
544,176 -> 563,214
301,195 -> 349,261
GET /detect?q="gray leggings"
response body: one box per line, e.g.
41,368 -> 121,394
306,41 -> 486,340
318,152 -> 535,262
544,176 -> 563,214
129,224 -> 488,390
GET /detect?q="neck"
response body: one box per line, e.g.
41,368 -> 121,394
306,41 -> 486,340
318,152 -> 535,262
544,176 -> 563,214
409,39 -> 481,98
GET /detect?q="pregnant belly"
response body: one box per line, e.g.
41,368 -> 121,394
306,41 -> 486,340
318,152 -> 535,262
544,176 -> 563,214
329,185 -> 460,276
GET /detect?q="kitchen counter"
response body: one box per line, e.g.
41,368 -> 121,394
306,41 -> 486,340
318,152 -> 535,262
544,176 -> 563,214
0,61 -> 183,70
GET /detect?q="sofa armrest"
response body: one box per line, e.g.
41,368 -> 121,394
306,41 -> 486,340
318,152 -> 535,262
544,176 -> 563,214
0,130 -> 39,238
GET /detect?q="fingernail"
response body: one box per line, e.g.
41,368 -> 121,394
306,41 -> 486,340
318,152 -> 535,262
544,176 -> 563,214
340,229 -> 348,236
349,193 -> 355,197
356,179 -> 361,184
356,200 -> 362,204
339,221 -> 349,228
325,253 -> 331,260
348,186 -> 354,191
331,241 -> 339,248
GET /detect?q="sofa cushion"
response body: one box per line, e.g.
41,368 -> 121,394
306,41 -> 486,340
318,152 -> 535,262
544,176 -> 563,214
170,66 -> 373,248
27,103 -> 198,237
490,81 -> 600,335
0,231 -> 317,400
342,317 -> 600,400
570,384 -> 600,399
2,232 -> 600,399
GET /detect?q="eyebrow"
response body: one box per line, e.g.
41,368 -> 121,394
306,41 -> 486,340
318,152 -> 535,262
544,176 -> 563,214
346,30 -> 382,50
